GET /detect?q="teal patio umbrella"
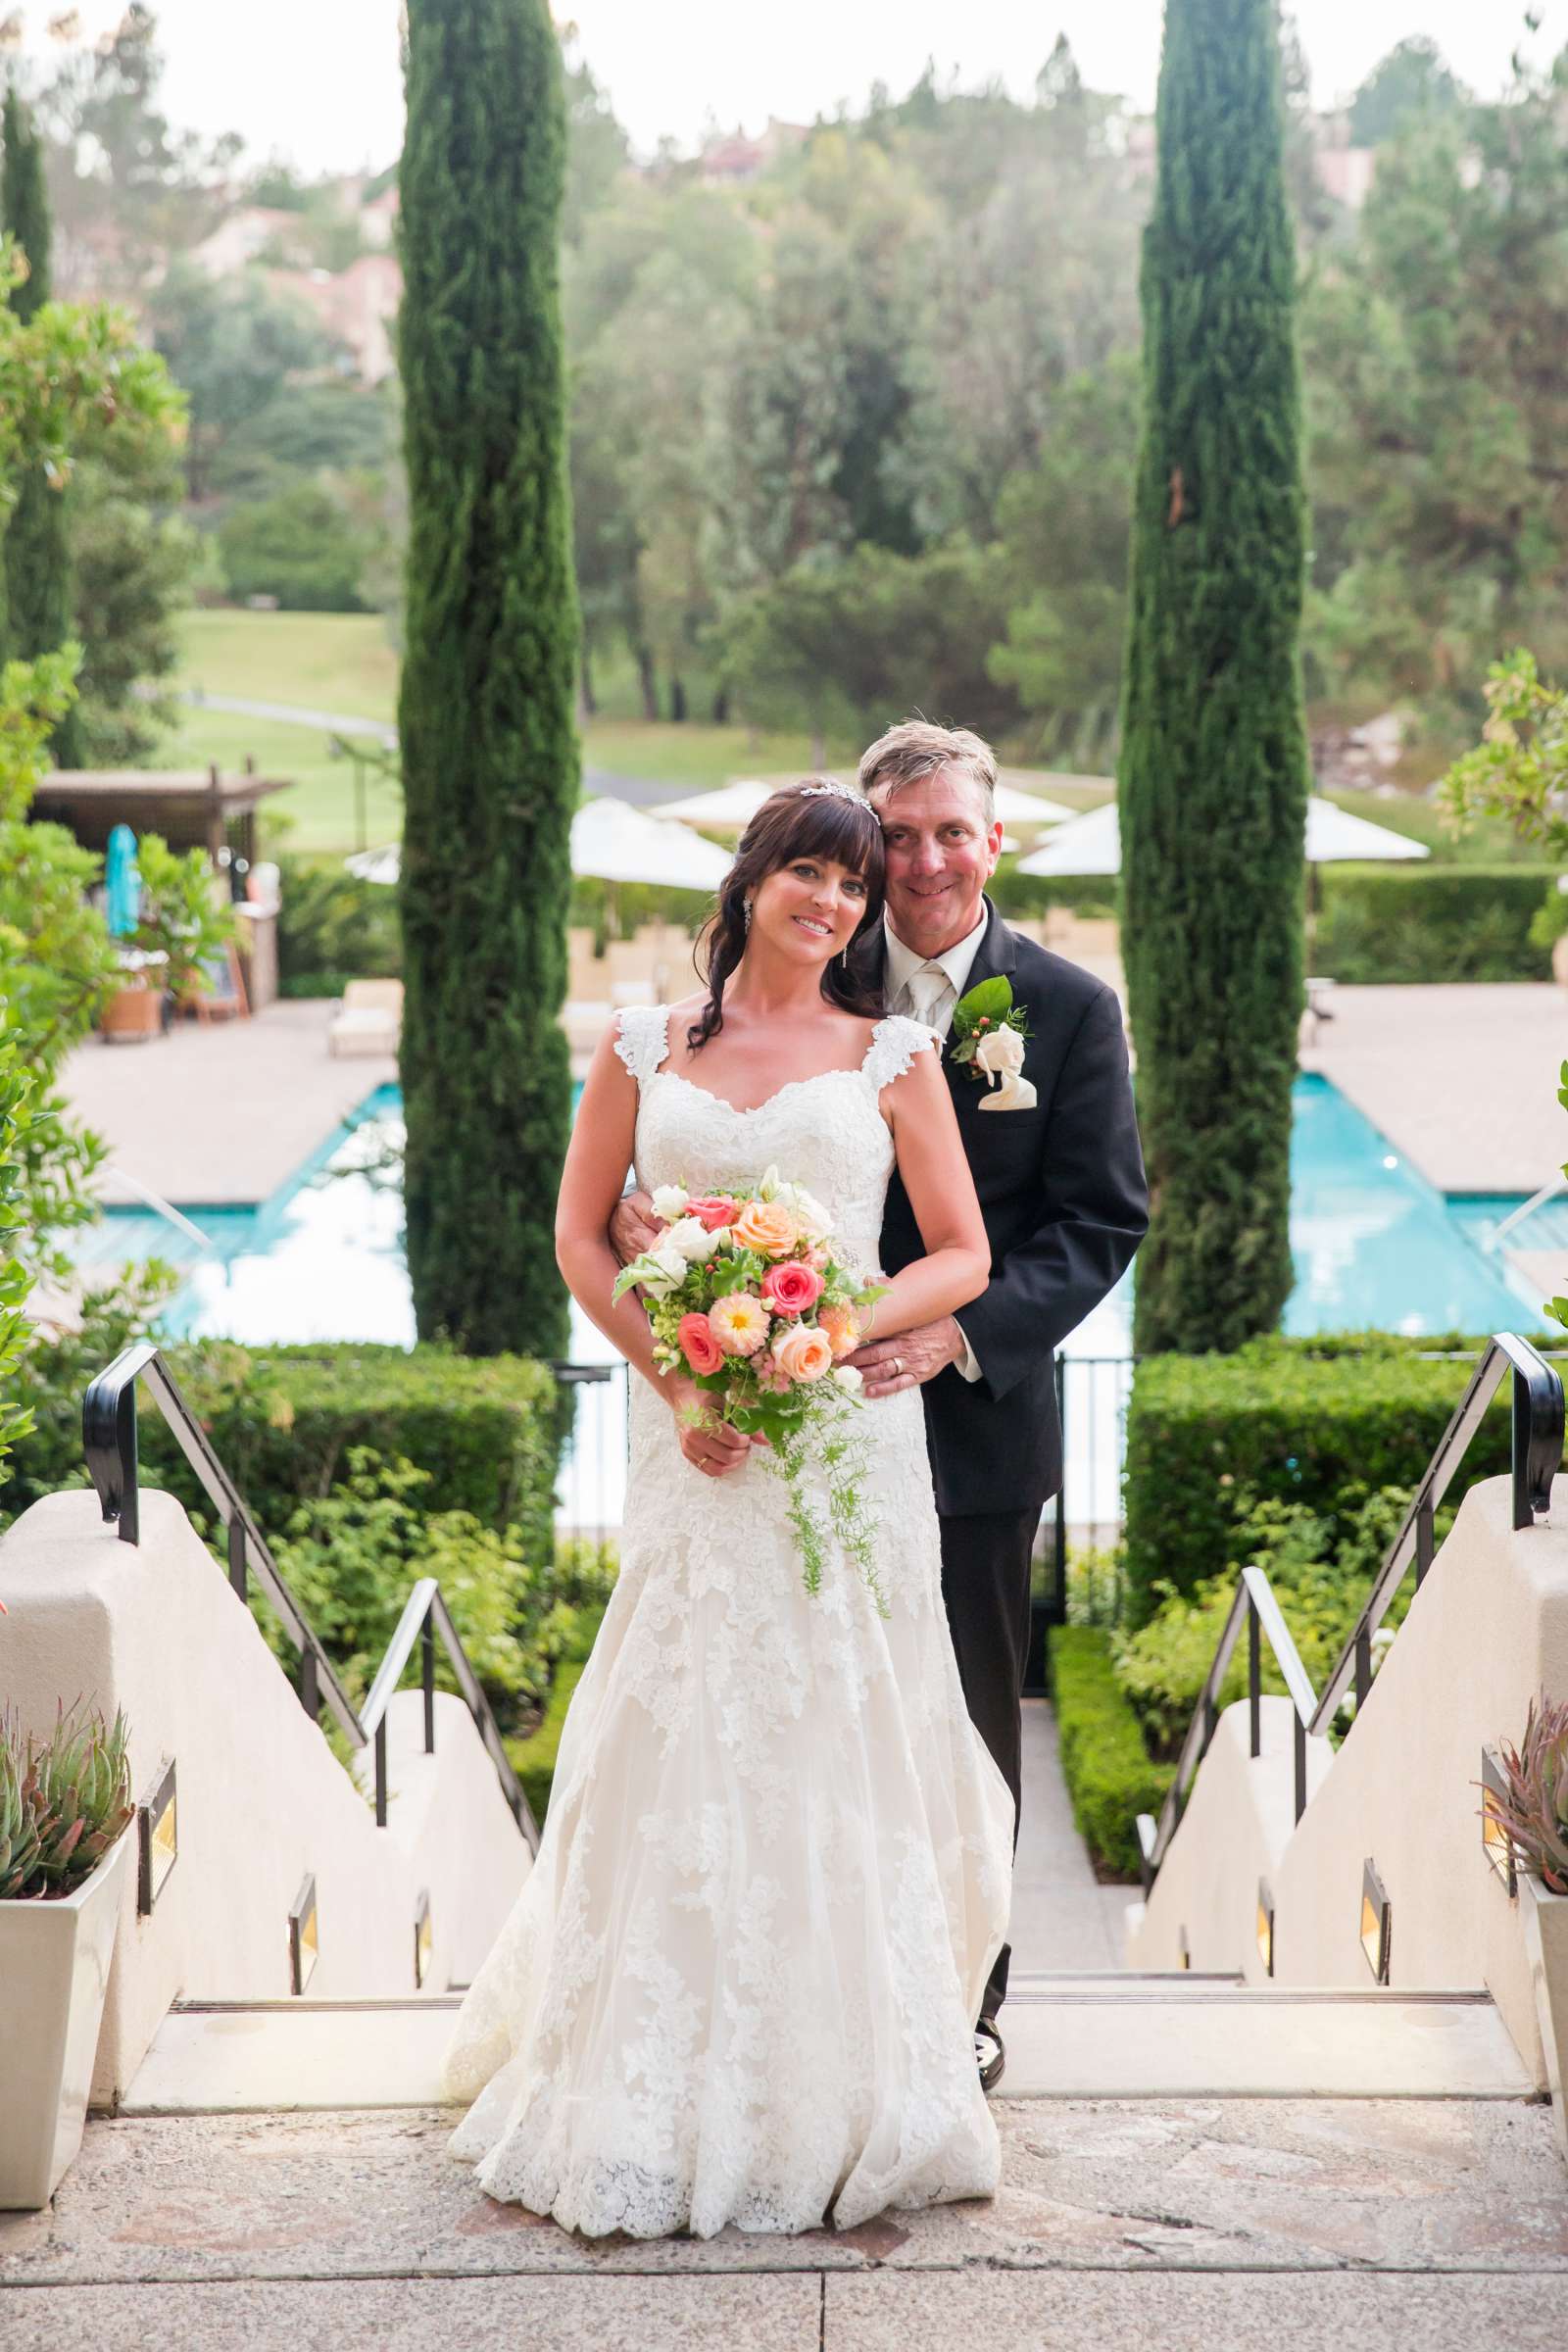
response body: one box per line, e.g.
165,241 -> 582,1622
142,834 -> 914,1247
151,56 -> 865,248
105,824 -> 141,938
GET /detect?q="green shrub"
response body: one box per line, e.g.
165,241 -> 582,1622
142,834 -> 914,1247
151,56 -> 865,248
1122,1336 -> 1515,1628
1312,863 -> 1556,983
991,862 -> 1119,922
508,1599 -> 607,1822
276,857 -> 401,993
4,1338 -> 568,1571
1049,1625 -> 1173,1880
266,1449 -> 613,1731
1111,1487 -> 1412,1755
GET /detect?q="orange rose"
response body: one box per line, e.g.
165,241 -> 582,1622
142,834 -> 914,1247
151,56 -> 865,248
731,1198 -> 800,1258
817,1303 -> 859,1360
772,1323 -> 834,1384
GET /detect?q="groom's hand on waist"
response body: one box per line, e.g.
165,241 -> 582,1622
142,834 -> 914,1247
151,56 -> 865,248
850,1317 -> 966,1398
610,1191 -> 662,1265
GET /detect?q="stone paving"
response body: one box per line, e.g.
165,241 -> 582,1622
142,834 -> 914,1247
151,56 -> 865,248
2,2099 -> 1563,2347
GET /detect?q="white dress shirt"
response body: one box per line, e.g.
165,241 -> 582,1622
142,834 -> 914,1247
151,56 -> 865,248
883,909 -> 990,1384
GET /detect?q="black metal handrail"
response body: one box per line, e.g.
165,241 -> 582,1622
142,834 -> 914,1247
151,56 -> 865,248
1136,1332 -> 1564,1894
82,1342 -> 539,1851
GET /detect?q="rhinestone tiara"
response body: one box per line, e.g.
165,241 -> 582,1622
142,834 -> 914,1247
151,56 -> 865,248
798,776 -> 869,808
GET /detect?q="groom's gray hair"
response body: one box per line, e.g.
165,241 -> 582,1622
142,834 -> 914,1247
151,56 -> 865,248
857,719 -> 998,825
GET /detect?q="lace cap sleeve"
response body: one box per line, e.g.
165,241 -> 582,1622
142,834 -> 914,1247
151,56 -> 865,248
863,1012 -> 940,1092
612,1004 -> 672,1086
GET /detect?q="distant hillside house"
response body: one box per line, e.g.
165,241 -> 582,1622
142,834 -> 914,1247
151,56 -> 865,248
189,206 -> 307,277
698,118 -> 808,186
265,252 -> 401,384
360,184 -> 400,249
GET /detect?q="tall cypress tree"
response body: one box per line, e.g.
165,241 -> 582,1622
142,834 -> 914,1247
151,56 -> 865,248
398,0 -> 579,1357
1,85 -> 84,768
1118,0 -> 1309,1354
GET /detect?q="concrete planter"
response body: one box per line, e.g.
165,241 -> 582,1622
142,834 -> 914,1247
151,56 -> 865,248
0,1829 -> 132,2208
1519,1874 -> 1568,2166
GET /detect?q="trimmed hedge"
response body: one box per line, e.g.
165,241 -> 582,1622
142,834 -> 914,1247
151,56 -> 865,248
5,1340 -> 567,1567
1049,1625 -> 1173,1881
508,1599 -> 606,1823
276,857 -> 401,998
1312,863 -> 1555,984
1122,1336 -> 1517,1629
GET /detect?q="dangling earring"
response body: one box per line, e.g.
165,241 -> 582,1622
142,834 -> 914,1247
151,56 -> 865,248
742,897 -> 753,934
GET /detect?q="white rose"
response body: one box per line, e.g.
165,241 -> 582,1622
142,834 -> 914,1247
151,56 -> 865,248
640,1240 -> 691,1298
832,1363 -> 863,1395
977,1069 -> 1039,1113
782,1184 -> 832,1240
650,1183 -> 689,1221
666,1215 -> 719,1263
973,1025 -> 1025,1082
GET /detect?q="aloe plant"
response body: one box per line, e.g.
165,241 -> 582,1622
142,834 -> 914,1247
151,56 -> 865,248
0,1704 -> 132,1900
1484,1694 -> 1568,1895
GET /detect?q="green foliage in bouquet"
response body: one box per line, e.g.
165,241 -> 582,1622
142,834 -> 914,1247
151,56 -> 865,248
0,1702 -> 133,1900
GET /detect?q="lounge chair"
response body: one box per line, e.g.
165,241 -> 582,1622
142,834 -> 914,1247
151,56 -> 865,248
328,978 -> 403,1058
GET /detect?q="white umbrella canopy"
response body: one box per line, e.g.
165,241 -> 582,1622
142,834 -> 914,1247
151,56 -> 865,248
655,776 -> 1075,831
1015,796 -> 1430,878
345,799 -> 734,894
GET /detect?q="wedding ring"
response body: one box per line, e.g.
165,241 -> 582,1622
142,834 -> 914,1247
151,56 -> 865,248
892,1356 -> 904,1376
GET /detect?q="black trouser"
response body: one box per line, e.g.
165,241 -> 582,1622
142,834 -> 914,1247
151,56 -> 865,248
938,1506 -> 1039,2025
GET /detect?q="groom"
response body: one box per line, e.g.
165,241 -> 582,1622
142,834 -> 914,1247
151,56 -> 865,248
849,721 -> 1147,2091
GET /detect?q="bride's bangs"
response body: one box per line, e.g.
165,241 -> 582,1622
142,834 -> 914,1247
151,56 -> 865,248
760,785 -> 885,904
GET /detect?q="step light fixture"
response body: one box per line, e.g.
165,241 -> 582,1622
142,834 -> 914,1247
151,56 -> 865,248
1360,1857 -> 1391,1984
415,1888 -> 432,1989
1479,1743 -> 1518,1897
136,1755 -> 177,1916
289,1874 -> 319,1994
1177,1924 -> 1191,1971
1256,1878 -> 1274,1978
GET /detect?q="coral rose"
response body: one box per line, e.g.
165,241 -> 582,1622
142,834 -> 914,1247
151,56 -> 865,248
760,1260 -> 824,1317
685,1194 -> 742,1232
676,1312 -> 724,1377
708,1291 -> 769,1355
817,1303 -> 859,1360
772,1323 -> 834,1384
731,1198 -> 799,1257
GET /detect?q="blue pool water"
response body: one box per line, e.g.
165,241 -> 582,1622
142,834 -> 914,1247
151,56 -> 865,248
75,1073 -> 1540,1351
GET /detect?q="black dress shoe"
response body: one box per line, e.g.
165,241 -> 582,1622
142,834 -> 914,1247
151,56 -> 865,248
975,2015 -> 1005,2093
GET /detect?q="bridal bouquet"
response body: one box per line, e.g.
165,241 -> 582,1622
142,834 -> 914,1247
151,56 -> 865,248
612,1167 -> 889,1610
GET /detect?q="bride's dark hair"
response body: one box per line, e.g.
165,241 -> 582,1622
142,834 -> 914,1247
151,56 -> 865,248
687,781 -> 887,1053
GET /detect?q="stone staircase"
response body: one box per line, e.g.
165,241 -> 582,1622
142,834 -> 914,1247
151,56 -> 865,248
120,1971 -> 1534,2117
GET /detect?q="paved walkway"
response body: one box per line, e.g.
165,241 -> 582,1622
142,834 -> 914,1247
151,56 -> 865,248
62,1001 -> 395,1207
1013,1697 -> 1135,1969
4,2098 -> 1561,2347
1304,984 -> 1567,1194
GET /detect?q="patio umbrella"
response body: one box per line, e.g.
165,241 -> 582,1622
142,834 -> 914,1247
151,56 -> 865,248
344,800 -> 732,894
654,777 -> 1076,831
104,823 -> 141,937
1015,797 -> 1431,879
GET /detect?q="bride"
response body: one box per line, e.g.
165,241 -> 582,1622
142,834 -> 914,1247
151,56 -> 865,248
445,779 -> 1015,2238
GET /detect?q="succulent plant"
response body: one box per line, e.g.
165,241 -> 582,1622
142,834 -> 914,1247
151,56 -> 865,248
1482,1693 -> 1568,1895
0,1703 -> 133,1901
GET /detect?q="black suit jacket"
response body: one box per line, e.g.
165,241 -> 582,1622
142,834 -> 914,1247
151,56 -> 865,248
870,902 -> 1148,1520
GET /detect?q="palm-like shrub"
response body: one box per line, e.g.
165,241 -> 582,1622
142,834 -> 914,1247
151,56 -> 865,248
0,1703 -> 132,1899
1485,1694 -> 1568,1894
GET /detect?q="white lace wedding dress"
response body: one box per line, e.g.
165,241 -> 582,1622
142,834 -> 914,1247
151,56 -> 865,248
445,1007 -> 1015,2238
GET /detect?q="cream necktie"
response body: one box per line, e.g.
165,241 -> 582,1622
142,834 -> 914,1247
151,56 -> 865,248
903,961 -> 951,1031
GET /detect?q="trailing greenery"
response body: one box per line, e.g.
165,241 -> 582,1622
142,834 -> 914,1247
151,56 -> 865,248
508,1597 -> 607,1823
1118,0 -> 1310,1355
398,0 -> 579,1358
1,86 -> 83,768
1122,1336 -> 1517,1627
1311,863 -> 1557,984
1048,1626 -> 1173,1881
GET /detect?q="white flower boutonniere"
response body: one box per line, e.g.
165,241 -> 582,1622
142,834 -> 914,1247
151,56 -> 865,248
951,977 -> 1037,1111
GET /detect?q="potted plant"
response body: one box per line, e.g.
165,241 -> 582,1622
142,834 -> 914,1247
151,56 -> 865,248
132,834 -> 237,1015
1485,1692 -> 1568,2162
0,1703 -> 134,2209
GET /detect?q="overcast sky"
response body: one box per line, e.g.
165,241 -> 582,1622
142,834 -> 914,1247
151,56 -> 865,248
14,2 -> 1562,175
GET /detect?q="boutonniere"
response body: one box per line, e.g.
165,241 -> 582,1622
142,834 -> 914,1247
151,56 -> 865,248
950,978 -> 1037,1111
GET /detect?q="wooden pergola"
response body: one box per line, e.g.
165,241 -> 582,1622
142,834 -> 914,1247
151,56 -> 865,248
32,763 -> 291,872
